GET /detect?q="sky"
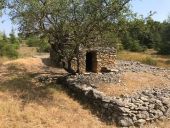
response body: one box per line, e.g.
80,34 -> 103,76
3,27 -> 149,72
0,0 -> 170,36
130,0 -> 170,21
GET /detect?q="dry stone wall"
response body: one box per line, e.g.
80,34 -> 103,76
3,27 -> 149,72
50,47 -> 116,73
97,49 -> 116,72
58,75 -> 170,127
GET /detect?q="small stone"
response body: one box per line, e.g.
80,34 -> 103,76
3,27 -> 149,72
136,111 -> 149,119
165,108 -> 170,118
161,97 -> 170,107
119,107 -> 131,113
118,117 -> 134,127
140,96 -> 148,102
135,119 -> 146,126
158,116 -> 166,121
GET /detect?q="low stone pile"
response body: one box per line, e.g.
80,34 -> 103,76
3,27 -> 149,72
115,60 -> 170,78
37,60 -> 170,127
70,60 -> 170,87
59,76 -> 170,127
72,71 -> 121,86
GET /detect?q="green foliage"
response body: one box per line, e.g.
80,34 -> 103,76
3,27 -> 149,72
8,0 -> 131,73
37,40 -> 50,52
26,36 -> 41,47
0,30 -> 19,58
156,22 -> 170,55
142,57 -> 157,66
0,0 -> 5,16
26,36 -> 50,52
158,41 -> 170,55
0,41 -> 18,58
122,33 -> 146,52
9,29 -> 18,44
0,44 -> 18,58
128,40 -> 146,52
2,32 -> 7,42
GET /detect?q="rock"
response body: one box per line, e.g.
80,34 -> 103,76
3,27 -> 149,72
136,111 -> 149,119
140,96 -> 149,102
158,115 -> 166,121
110,69 -> 119,73
119,107 -> 131,113
161,97 -> 170,107
135,119 -> 146,126
114,99 -> 126,107
165,108 -> 170,118
118,117 -> 134,127
150,110 -> 163,118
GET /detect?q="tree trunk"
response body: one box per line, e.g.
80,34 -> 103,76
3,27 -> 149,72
50,44 -> 76,74
63,60 -> 76,74
76,45 -> 80,73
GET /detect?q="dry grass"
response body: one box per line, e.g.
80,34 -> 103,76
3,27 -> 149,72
98,72 -> 170,97
117,50 -> 170,68
0,57 -> 114,128
0,57 -> 10,65
17,46 -> 38,57
0,55 -> 170,128
0,82 -> 112,128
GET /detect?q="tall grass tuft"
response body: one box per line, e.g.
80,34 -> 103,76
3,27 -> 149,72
142,57 -> 157,66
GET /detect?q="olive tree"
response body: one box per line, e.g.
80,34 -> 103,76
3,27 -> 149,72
0,0 -> 5,15
7,0 -> 131,73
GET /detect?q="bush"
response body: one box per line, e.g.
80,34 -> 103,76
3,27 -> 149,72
0,44 -> 19,58
26,36 -> 40,47
142,57 -> 157,66
26,36 -> 50,52
158,41 -> 170,55
122,35 -> 146,52
37,40 -> 50,52
128,40 -> 146,52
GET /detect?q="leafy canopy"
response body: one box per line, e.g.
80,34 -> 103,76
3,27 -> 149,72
7,0 -> 131,73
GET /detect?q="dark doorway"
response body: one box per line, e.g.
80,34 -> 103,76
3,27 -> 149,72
86,51 -> 97,72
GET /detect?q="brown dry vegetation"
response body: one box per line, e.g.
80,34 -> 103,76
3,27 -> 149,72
98,72 -> 170,97
0,55 -> 170,127
117,50 -> 170,68
17,45 -> 38,57
0,57 -> 115,128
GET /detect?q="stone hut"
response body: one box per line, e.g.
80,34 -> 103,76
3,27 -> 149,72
71,47 -> 116,73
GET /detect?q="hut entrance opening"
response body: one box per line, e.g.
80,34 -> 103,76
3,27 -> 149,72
86,51 -> 97,72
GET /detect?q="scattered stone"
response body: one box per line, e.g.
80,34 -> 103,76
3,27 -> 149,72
37,60 -> 170,127
118,117 -> 134,127
135,119 -> 146,126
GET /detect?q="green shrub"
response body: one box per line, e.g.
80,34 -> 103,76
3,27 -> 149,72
26,36 -> 50,52
37,40 -> 50,52
142,57 -> 157,66
158,41 -> 170,55
128,40 -> 146,52
0,44 -> 19,58
26,36 -> 40,47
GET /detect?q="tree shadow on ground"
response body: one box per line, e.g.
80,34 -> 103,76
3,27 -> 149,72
41,57 -> 63,69
0,73 -> 63,107
59,81 -> 116,126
